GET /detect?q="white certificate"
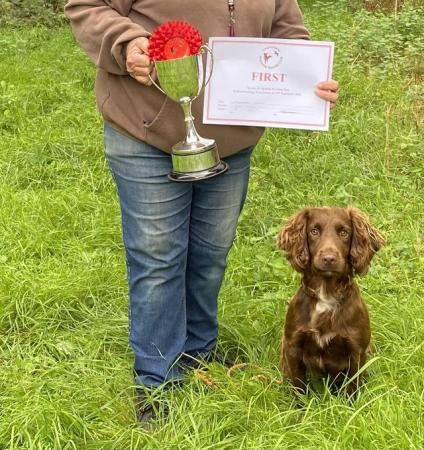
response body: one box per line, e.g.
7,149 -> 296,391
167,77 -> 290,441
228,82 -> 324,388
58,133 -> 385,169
203,37 -> 334,131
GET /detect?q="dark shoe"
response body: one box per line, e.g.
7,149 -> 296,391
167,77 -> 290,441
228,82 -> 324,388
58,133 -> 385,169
210,351 -> 236,368
179,350 -> 237,371
135,390 -> 162,425
178,354 -> 205,370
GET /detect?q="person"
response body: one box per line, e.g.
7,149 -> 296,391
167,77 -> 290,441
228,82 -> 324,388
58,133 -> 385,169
64,0 -> 339,423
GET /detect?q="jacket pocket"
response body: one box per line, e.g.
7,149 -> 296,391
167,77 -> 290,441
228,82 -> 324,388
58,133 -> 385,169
142,95 -> 185,152
143,96 -> 170,131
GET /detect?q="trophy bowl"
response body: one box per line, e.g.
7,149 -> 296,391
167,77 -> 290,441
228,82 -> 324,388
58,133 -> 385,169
149,40 -> 228,182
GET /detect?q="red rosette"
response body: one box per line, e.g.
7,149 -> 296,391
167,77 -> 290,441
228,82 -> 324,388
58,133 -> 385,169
148,20 -> 203,61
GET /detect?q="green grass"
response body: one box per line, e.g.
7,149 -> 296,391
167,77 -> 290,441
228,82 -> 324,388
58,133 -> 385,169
0,4 -> 423,449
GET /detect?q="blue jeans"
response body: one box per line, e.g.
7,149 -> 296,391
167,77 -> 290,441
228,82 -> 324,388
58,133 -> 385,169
104,123 -> 253,388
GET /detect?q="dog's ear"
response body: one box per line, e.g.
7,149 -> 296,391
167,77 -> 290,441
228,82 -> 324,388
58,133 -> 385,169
277,208 -> 310,272
348,207 -> 385,276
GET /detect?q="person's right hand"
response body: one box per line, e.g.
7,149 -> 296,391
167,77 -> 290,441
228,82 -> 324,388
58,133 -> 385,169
126,37 -> 155,86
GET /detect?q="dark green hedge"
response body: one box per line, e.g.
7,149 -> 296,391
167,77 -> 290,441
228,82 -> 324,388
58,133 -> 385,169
0,0 -> 66,27
1,0 -> 422,27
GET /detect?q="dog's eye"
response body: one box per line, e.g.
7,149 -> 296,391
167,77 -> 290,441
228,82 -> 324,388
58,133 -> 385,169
339,230 -> 349,238
310,228 -> 320,236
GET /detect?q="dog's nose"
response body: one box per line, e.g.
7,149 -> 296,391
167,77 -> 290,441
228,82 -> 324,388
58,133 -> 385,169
322,253 -> 336,265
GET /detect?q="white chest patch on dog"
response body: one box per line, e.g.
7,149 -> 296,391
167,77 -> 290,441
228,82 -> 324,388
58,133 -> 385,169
315,285 -> 339,315
310,285 -> 339,347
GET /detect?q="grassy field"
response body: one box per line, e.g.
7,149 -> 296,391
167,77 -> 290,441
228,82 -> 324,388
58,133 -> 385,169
0,2 -> 423,449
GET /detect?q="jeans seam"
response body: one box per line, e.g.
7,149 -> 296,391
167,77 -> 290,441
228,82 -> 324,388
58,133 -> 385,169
103,136 -> 133,338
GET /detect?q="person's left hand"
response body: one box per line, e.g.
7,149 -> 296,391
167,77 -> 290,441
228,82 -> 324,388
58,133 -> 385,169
315,80 -> 339,108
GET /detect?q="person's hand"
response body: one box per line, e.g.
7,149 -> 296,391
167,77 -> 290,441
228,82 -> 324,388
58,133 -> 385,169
315,79 -> 339,108
126,37 -> 155,85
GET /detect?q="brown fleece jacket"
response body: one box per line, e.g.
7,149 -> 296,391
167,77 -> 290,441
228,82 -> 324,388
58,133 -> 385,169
65,0 -> 310,157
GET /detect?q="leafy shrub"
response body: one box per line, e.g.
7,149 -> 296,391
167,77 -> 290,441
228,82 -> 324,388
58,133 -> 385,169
347,0 -> 404,12
347,0 -> 422,12
0,0 -> 66,27
352,5 -> 424,74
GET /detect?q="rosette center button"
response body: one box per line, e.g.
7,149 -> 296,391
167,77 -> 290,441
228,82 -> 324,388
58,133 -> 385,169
163,37 -> 191,60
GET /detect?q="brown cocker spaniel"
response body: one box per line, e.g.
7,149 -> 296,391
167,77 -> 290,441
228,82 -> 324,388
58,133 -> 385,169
277,207 -> 384,395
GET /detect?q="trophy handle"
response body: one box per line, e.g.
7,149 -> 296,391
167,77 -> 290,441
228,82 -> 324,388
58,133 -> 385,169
148,71 -> 167,95
200,44 -> 214,90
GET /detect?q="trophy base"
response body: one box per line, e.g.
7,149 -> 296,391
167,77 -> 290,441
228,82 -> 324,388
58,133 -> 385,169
169,141 -> 228,182
169,160 -> 228,182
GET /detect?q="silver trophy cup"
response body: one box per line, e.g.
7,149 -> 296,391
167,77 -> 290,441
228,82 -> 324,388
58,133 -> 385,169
149,45 -> 228,182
